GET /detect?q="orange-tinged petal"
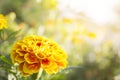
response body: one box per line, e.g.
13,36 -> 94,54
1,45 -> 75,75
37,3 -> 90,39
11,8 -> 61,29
41,59 -> 50,65
16,49 -> 26,56
36,41 -> 42,46
56,60 -> 67,68
19,63 -> 24,72
15,55 -> 24,63
19,63 -> 30,77
24,53 -> 39,64
23,62 -> 40,74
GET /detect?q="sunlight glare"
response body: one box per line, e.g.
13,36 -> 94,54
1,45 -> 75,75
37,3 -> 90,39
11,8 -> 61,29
58,0 -> 119,24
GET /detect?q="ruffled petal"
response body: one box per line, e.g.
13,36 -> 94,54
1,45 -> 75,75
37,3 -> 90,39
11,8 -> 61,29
24,53 -> 39,64
23,62 -> 40,74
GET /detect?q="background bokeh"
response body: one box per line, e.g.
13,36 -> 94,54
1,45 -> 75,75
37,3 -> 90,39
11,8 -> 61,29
1,0 -> 120,80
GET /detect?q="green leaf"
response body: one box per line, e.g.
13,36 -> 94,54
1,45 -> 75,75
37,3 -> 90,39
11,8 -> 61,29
0,55 -> 11,65
64,66 -> 83,70
0,29 -> 5,40
59,66 -> 84,74
7,30 -> 20,40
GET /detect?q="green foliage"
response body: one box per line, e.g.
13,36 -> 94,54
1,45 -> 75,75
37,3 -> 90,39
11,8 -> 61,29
66,54 -> 120,80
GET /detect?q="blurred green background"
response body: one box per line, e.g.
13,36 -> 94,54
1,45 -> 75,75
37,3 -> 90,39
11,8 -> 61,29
0,0 -> 120,80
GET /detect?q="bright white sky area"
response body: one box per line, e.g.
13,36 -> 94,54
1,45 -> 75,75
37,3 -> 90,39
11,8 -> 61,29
58,0 -> 120,24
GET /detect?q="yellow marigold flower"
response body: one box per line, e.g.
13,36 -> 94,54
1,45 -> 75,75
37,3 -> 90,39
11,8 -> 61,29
0,14 -> 7,30
11,35 -> 67,77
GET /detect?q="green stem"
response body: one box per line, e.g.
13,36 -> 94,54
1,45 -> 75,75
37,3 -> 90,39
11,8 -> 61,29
35,68 -> 43,80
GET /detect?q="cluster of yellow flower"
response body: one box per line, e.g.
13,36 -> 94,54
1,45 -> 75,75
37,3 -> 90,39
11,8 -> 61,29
11,35 -> 67,76
0,14 -> 7,30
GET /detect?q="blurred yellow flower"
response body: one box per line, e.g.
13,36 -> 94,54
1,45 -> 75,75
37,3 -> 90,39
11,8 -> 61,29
0,14 -> 7,30
11,35 -> 67,77
43,0 -> 57,9
86,32 -> 96,38
45,19 -> 55,26
62,18 -> 74,24
71,36 -> 84,44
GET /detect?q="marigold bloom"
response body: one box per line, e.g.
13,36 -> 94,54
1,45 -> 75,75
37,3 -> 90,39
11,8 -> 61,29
0,14 -> 7,30
11,35 -> 67,76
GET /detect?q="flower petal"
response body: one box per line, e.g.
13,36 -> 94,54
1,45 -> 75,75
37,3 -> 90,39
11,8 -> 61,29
24,53 -> 39,64
23,62 -> 40,74
15,55 -> 25,63
19,63 -> 30,77
11,52 -> 17,63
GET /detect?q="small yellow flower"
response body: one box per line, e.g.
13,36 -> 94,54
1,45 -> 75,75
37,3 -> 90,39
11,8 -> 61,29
45,19 -> 55,26
71,36 -> 84,44
0,14 -> 7,30
62,18 -> 73,24
44,0 -> 57,9
86,32 -> 96,38
11,35 -> 67,77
